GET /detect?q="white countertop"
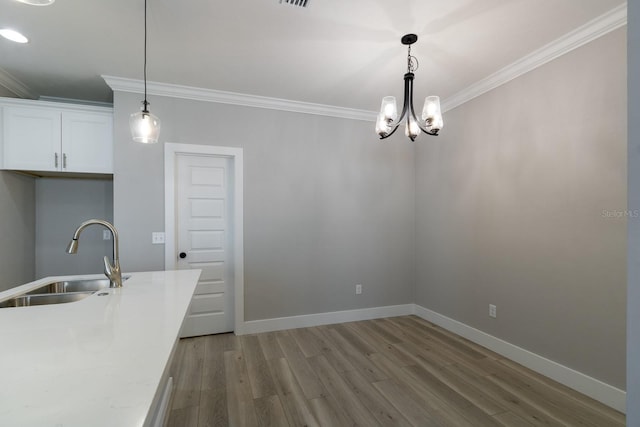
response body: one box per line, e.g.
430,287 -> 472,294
0,269 -> 201,427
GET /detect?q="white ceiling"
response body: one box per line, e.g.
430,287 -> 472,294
0,0 -> 626,110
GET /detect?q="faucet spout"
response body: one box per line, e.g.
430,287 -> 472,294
67,219 -> 123,288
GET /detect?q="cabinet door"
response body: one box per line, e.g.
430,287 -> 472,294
62,111 -> 113,173
3,107 -> 61,171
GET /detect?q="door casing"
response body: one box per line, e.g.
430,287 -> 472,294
165,142 -> 245,334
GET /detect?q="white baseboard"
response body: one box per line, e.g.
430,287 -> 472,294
239,304 -> 414,335
413,304 -> 626,413
236,302 -> 625,413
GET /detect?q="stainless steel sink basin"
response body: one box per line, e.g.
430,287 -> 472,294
24,276 -> 130,295
0,292 -> 93,308
0,276 -> 130,308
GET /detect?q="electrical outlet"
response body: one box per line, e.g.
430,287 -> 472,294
152,232 -> 165,245
489,304 -> 497,318
102,230 -> 111,240
355,284 -> 362,295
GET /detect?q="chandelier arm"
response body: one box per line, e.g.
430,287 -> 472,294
379,124 -> 401,140
378,72 -> 414,140
396,72 -> 413,123
402,73 -> 438,136
409,103 -> 439,136
418,123 -> 439,136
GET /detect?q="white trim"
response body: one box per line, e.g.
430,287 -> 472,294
442,3 -> 627,112
241,304 -> 414,335
39,96 -> 113,108
103,75 -> 376,122
0,95 -> 112,113
164,143 -> 246,335
413,304 -> 626,413
105,4 -> 627,121
0,66 -> 37,99
230,300 -> 625,412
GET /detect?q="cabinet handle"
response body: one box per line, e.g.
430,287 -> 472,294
54,153 -> 58,168
63,153 -> 67,169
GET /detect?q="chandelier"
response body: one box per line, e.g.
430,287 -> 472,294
376,34 -> 443,141
129,0 -> 161,144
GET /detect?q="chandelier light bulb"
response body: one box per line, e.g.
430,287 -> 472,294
405,118 -> 420,140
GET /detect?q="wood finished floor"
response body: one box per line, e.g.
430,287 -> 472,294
167,315 -> 625,427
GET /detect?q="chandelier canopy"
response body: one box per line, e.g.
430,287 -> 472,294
376,34 -> 443,141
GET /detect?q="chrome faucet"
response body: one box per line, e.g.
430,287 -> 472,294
66,219 -> 123,288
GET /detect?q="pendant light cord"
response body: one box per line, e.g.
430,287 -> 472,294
143,0 -> 149,112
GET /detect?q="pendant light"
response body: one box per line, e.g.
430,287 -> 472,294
129,0 -> 161,144
376,34 -> 443,142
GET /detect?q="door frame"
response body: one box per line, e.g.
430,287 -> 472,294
164,142 -> 245,335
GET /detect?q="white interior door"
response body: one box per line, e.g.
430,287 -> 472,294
175,154 -> 234,337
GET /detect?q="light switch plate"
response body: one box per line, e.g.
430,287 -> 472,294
103,230 -> 111,240
152,232 -> 165,245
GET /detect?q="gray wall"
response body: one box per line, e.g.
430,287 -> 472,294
0,87 -> 18,98
0,171 -> 35,291
112,94 -> 416,321
628,0 -> 639,422
35,178 -> 113,277
415,28 -> 627,389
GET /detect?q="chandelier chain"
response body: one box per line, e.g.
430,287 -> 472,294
406,44 -> 419,73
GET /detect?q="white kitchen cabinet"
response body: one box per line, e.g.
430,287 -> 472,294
61,111 -> 113,173
0,98 -> 113,174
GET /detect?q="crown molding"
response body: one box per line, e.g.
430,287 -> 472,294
39,96 -> 113,108
442,3 -> 627,112
104,3 -> 626,120
0,66 -> 37,99
102,75 -> 377,122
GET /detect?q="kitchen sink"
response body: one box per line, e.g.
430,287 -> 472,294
0,292 -> 94,308
0,276 -> 130,308
24,276 -> 130,295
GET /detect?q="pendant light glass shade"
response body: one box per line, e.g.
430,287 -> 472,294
130,106 -> 161,144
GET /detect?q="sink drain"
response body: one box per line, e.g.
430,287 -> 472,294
97,292 -> 109,297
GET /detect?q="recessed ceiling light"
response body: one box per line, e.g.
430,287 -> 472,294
0,29 -> 29,43
14,0 -> 55,5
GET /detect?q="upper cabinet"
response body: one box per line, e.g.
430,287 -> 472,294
61,111 -> 113,173
0,98 -> 113,174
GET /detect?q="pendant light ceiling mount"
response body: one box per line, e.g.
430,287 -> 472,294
129,0 -> 161,144
376,33 -> 444,142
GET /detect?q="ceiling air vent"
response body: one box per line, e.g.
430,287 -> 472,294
280,0 -> 309,7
